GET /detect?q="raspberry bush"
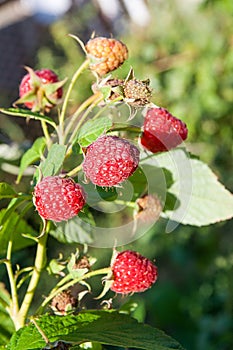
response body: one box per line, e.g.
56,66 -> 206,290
0,33 -> 232,350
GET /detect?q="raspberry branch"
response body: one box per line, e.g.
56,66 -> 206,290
58,59 -> 90,143
37,267 -> 112,314
16,227 -> 49,330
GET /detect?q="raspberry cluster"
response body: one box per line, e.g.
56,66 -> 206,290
110,250 -> 158,294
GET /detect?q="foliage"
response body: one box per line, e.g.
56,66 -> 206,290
0,1 -> 233,349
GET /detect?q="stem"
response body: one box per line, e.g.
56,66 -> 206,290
90,95 -> 123,122
114,200 -> 138,209
38,267 -> 111,313
66,164 -> 82,177
64,92 -> 103,143
66,93 -> 104,146
58,59 -> 90,142
5,240 -> 19,323
41,121 -> 51,148
16,229 -> 49,330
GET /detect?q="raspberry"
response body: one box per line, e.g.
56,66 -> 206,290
50,289 -> 77,315
82,135 -> 140,187
110,250 -> 158,294
124,79 -> 152,107
18,68 -> 64,112
33,176 -> 86,222
135,194 -> 162,223
140,107 -> 188,153
85,37 -> 128,76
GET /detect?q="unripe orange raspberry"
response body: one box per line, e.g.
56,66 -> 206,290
85,37 -> 128,76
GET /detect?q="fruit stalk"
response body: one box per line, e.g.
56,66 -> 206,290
58,59 -> 90,143
38,267 -> 111,313
16,229 -> 49,330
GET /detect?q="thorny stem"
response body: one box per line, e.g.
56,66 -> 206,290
16,227 -> 49,330
37,267 -> 111,314
58,59 -> 90,143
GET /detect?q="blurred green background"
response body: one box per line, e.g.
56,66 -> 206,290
0,0 -> 233,349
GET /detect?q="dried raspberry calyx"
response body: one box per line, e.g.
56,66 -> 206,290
140,107 -> 188,153
82,135 -> 140,187
123,78 -> 152,107
33,176 -> 86,222
110,250 -> 158,294
85,36 -> 128,76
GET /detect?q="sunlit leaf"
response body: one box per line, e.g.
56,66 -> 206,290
77,116 -> 112,147
7,310 -> 185,350
17,137 -> 46,183
0,183 -> 17,199
0,108 -> 56,128
141,149 -> 233,229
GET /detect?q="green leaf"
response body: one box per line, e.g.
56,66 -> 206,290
77,116 -> 112,147
0,284 -> 15,346
0,108 -> 56,128
0,196 -> 31,225
50,209 -> 94,245
7,310 -> 185,350
99,86 -> 112,100
38,143 -> 66,179
0,183 -> 17,199
17,137 -> 46,183
0,209 -> 36,255
141,149 -> 233,229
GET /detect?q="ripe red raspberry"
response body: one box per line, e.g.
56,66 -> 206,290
110,250 -> 158,294
85,37 -> 128,76
82,135 -> 140,187
18,68 -> 63,111
140,107 -> 188,153
33,176 -> 86,222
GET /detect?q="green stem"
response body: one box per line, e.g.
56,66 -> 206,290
5,240 -> 19,325
114,200 -> 138,209
109,125 -> 142,134
90,95 -> 123,122
67,94 -> 104,146
64,92 -> 103,143
16,229 -> 49,330
66,164 -> 83,177
58,59 -> 90,143
38,267 -> 111,314
41,121 -> 51,148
